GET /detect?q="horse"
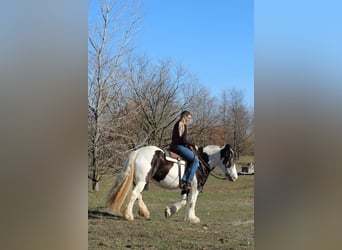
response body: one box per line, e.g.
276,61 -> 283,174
105,144 -> 238,224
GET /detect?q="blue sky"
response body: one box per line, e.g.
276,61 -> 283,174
137,0 -> 254,108
89,0 -> 254,107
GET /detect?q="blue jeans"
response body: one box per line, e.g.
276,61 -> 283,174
176,145 -> 199,184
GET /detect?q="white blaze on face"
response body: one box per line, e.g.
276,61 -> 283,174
227,163 -> 238,181
226,148 -> 238,181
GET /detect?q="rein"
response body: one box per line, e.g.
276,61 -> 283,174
210,171 -> 228,180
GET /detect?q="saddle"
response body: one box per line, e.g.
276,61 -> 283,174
164,148 -> 186,165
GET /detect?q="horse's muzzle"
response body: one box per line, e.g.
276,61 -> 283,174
227,175 -> 237,182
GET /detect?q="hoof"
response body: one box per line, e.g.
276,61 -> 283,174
124,215 -> 134,221
124,209 -> 134,221
138,209 -> 150,219
185,216 -> 200,224
165,206 -> 171,218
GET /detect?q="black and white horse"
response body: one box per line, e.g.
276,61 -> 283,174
106,144 -> 238,223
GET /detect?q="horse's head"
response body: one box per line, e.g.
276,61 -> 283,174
219,144 -> 238,182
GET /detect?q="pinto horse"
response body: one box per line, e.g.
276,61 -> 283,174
106,144 -> 238,223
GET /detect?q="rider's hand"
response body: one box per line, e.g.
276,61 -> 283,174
194,145 -> 198,151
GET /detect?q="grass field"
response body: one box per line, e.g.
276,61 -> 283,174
88,156 -> 254,249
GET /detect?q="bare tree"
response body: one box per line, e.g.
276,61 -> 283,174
125,57 -> 197,148
244,109 -> 254,155
88,0 -> 141,191
188,87 -> 220,146
220,89 -> 253,158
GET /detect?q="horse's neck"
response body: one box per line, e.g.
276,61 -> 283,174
196,157 -> 212,190
202,146 -> 222,170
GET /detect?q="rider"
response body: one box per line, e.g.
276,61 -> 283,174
171,110 -> 199,190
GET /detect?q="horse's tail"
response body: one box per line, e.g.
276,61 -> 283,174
106,150 -> 137,215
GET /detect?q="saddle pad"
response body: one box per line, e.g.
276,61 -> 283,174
165,156 -> 186,165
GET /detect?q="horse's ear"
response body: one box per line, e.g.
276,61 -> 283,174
224,144 -> 231,150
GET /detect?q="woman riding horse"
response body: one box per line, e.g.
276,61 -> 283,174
105,142 -> 238,223
170,110 -> 199,191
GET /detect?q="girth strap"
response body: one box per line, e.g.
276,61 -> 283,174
178,158 -> 182,188
163,148 -> 184,189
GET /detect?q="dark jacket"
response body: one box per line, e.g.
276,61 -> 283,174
171,120 -> 195,148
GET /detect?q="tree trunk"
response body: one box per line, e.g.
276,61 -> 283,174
91,145 -> 100,191
92,180 -> 99,192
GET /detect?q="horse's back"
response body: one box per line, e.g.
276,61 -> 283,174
137,145 -> 162,154
135,146 -> 163,162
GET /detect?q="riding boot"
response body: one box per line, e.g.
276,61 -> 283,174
181,189 -> 188,195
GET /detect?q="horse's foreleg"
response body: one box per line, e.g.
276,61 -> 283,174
124,182 -> 146,221
184,189 -> 200,224
137,193 -> 150,218
165,193 -> 187,218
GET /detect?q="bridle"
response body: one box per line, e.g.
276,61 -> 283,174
210,148 -> 235,180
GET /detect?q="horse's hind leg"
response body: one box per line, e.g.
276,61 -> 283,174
124,181 -> 146,220
137,193 -> 150,218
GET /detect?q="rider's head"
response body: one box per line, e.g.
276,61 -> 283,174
180,110 -> 192,125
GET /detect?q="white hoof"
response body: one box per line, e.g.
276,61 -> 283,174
165,206 -> 171,218
124,209 -> 134,221
185,216 -> 200,224
138,208 -> 150,218
124,215 -> 134,221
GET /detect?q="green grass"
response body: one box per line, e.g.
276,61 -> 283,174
89,157 -> 254,249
